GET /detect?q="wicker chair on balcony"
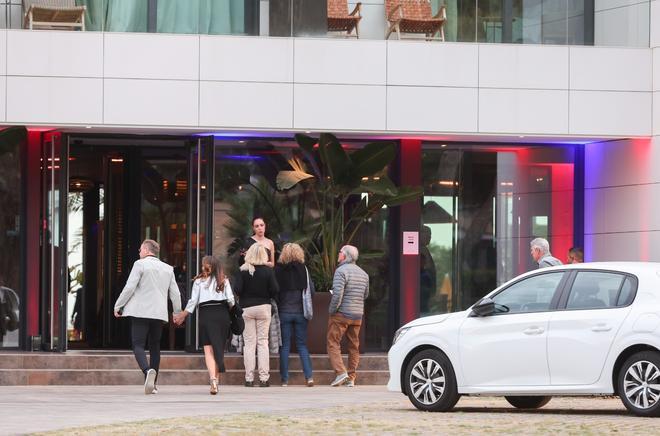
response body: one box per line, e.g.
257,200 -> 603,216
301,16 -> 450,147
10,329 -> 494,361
385,0 -> 446,41
23,0 -> 86,31
328,0 -> 362,38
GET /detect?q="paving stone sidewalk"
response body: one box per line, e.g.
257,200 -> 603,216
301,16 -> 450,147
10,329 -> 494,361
0,385 -> 654,435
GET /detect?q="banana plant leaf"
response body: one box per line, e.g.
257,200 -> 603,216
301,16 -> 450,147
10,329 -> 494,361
350,141 -> 396,178
0,127 -> 27,153
276,170 -> 314,190
294,133 -> 317,154
352,176 -> 398,196
319,133 -> 355,188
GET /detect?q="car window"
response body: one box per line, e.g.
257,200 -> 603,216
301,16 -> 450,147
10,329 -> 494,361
616,277 -> 636,307
566,272 -> 625,310
491,272 -> 565,314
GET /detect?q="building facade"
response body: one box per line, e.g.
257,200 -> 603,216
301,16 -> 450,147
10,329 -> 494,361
0,0 -> 658,353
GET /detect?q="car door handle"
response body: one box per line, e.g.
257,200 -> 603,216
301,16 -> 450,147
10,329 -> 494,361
523,326 -> 545,335
591,324 -> 612,332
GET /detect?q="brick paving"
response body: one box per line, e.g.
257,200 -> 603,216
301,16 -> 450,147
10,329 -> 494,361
0,385 -> 655,434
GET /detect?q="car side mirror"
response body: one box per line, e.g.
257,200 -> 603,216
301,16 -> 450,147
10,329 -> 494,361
471,297 -> 496,317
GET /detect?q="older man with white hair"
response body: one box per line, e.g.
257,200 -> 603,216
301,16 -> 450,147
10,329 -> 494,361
327,245 -> 369,387
530,237 -> 563,269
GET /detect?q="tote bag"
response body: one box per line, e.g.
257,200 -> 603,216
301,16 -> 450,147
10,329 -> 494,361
302,266 -> 313,320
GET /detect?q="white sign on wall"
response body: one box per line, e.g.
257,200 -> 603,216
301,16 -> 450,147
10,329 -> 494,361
402,231 -> 419,255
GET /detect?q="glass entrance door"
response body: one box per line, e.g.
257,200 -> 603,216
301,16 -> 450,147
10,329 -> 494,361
64,136 -> 214,350
186,136 -> 214,351
41,132 -> 68,351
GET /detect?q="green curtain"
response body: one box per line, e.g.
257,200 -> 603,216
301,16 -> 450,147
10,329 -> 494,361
76,0 -> 245,35
76,0 -> 103,31
105,0 -> 148,32
432,0 -> 457,42
200,0 -> 245,35
157,0 -> 201,34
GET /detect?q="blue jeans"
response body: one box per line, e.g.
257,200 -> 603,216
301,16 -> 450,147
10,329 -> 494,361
279,312 -> 313,381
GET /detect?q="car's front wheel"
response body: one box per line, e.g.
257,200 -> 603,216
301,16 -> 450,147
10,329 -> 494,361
505,396 -> 552,409
618,351 -> 660,417
404,348 -> 460,412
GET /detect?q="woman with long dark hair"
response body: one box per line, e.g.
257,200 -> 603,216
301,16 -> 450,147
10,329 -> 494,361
240,217 -> 276,268
173,255 -> 234,395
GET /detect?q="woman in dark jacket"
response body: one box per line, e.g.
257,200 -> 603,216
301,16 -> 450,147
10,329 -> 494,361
275,243 -> 314,386
235,243 -> 279,387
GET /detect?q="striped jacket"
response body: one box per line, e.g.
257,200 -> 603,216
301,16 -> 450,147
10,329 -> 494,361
329,261 -> 370,317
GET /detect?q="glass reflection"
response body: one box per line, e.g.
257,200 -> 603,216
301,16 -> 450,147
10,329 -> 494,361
0,128 -> 23,348
421,144 -> 575,316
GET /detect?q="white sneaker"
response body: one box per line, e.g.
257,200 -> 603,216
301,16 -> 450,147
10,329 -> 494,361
330,373 -> 349,387
152,386 -> 158,394
344,380 -> 355,387
144,369 -> 157,395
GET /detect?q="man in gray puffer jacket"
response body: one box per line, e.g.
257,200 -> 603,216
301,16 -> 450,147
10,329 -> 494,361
327,245 -> 369,387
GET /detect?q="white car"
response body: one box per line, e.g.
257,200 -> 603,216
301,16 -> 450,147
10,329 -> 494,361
388,262 -> 660,417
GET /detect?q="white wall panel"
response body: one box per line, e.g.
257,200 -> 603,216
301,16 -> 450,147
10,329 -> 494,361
294,84 -> 385,131
104,79 -> 198,126
595,0 -> 651,11
0,31 -> 6,75
348,3 -> 385,40
200,36 -> 293,82
388,42 -> 478,87
570,47 -> 651,91
479,45 -> 568,89
585,138 -> 659,188
584,232 -> 660,262
200,82 -> 292,129
569,90 -> 652,135
6,77 -> 102,123
387,87 -> 477,132
7,30 -> 102,77
594,4 -> 650,48
651,0 -> 660,47
104,33 -> 199,80
654,92 -> 660,135
294,39 -> 386,85
479,89 -> 568,134
585,183 -> 660,234
655,48 -> 660,91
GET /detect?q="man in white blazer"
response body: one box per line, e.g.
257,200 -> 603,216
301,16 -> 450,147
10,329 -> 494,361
114,239 -> 182,394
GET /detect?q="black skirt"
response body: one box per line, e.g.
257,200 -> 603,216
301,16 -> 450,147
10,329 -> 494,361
199,302 -> 231,373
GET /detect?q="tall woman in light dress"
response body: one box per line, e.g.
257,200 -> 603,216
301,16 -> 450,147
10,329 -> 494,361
174,255 -> 234,395
241,217 -> 276,268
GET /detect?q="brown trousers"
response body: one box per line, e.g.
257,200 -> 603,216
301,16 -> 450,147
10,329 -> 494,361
326,313 -> 362,382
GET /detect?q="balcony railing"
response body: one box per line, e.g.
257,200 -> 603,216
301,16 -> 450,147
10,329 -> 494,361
0,0 -> 652,47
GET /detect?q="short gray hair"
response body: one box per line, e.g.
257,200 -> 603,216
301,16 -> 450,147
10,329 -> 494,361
340,245 -> 359,263
142,239 -> 160,256
530,238 -> 550,255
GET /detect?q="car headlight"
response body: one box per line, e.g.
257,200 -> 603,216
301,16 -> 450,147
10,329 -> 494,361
393,327 -> 410,344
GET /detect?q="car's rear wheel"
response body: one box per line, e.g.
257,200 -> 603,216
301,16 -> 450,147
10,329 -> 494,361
505,396 -> 552,409
404,348 -> 459,412
618,351 -> 660,417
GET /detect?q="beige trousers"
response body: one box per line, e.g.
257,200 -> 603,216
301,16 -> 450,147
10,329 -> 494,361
242,304 -> 272,382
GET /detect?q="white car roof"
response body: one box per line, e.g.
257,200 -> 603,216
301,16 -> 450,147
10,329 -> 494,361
493,261 -> 660,295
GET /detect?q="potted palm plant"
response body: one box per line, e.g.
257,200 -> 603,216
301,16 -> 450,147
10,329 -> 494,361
276,133 -> 421,352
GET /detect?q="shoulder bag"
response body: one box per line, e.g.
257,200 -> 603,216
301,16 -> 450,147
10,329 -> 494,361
302,266 -> 313,320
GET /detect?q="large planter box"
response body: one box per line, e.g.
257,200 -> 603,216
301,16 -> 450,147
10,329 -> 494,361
292,292 -> 365,354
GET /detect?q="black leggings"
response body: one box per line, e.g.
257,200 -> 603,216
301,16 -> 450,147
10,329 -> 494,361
131,317 -> 163,379
199,303 -> 231,373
